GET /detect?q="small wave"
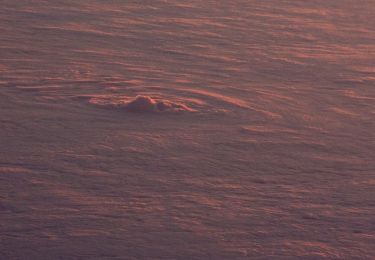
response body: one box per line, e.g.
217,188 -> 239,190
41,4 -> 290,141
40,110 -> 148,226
89,95 -> 196,113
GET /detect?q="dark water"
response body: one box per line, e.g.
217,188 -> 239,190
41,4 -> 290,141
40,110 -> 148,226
1,1 -> 374,258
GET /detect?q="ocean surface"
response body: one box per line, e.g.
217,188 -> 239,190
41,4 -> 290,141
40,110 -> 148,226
1,1 -> 374,258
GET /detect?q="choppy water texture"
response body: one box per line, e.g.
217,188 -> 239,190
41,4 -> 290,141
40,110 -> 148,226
1,1 -> 374,258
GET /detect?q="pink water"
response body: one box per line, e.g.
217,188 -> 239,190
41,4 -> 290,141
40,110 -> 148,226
1,1 -> 374,258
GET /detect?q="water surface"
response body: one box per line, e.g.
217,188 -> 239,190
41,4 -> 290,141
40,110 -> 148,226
1,1 -> 374,258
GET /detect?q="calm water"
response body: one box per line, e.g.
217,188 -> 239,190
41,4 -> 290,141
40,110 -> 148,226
1,1 -> 374,258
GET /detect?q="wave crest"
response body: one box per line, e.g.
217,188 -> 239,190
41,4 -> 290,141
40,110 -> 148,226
89,95 -> 195,113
